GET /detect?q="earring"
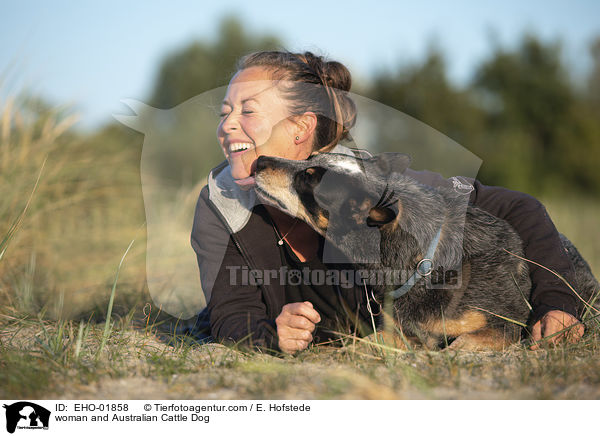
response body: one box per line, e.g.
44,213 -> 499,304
295,136 -> 300,141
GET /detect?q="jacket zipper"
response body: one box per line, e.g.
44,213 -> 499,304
205,196 -> 278,318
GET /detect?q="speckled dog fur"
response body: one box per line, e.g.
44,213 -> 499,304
254,153 -> 599,350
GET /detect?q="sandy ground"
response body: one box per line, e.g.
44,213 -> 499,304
3,324 -> 600,400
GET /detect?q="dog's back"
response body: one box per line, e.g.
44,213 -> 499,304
382,177 -> 599,349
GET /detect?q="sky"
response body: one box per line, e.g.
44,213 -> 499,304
1,0 -> 599,130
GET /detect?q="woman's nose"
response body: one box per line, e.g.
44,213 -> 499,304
220,113 -> 239,133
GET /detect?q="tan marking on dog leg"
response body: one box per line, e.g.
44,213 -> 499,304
364,331 -> 410,350
420,310 -> 487,337
446,328 -> 514,351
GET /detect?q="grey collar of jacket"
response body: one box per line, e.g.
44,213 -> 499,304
207,144 -> 358,234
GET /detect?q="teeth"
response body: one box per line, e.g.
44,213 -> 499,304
229,142 -> 252,152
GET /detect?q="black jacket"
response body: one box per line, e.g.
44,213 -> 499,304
191,155 -> 579,351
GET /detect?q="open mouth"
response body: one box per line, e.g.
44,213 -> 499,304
228,142 -> 253,155
227,143 -> 256,186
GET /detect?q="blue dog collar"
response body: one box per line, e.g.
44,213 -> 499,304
388,225 -> 443,299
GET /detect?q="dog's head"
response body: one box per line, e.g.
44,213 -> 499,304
254,152 -> 412,264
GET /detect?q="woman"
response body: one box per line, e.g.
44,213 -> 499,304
191,51 -> 583,354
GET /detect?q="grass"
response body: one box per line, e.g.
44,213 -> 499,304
98,238 -> 135,357
1,94 -> 600,400
1,313 -> 599,399
0,95 -> 147,320
542,195 -> 600,280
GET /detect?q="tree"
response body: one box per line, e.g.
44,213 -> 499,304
473,34 -> 600,195
369,48 -> 485,150
150,16 -> 281,109
588,37 -> 600,110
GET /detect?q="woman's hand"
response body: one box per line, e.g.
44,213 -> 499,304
530,310 -> 584,350
276,301 -> 321,354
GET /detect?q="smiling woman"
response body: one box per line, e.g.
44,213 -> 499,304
191,50 -> 585,355
217,67 -> 313,186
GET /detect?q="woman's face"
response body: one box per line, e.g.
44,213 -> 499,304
217,67 -> 310,186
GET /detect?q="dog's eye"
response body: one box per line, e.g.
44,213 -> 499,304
305,167 -> 317,176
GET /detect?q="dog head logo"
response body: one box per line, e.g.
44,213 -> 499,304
115,84 -> 481,304
3,402 -> 50,434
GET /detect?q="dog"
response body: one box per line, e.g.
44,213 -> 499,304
253,152 -> 599,351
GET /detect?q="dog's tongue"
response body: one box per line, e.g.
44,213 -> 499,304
233,176 -> 256,187
233,160 -> 258,187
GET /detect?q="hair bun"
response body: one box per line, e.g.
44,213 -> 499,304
322,61 -> 352,92
300,53 -> 356,140
312,55 -> 356,144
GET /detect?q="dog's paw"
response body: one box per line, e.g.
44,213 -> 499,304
364,331 -> 409,350
287,269 -> 302,285
445,329 -> 511,352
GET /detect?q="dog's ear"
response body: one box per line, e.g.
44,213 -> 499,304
366,206 -> 397,227
370,153 -> 411,176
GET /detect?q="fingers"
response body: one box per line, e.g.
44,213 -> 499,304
284,301 -> 321,324
277,328 -> 313,354
554,312 -> 584,344
530,320 -> 542,350
279,339 -> 311,354
280,328 -> 313,343
543,311 -> 583,343
278,302 -> 320,331
286,315 -> 317,331
566,324 -> 585,344
276,301 -> 321,354
530,310 -> 584,349
276,323 -> 314,342
541,315 -> 558,344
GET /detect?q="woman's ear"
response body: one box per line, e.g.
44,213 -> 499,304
294,111 -> 318,143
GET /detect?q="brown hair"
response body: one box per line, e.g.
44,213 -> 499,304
236,51 -> 357,152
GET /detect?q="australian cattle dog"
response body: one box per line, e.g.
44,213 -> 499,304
253,152 -> 599,350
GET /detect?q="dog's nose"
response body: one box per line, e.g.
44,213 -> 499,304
254,156 -> 272,173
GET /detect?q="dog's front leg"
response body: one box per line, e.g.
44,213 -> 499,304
363,330 -> 414,350
445,328 -> 514,351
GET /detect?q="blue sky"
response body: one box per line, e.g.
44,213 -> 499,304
1,0 -> 599,129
